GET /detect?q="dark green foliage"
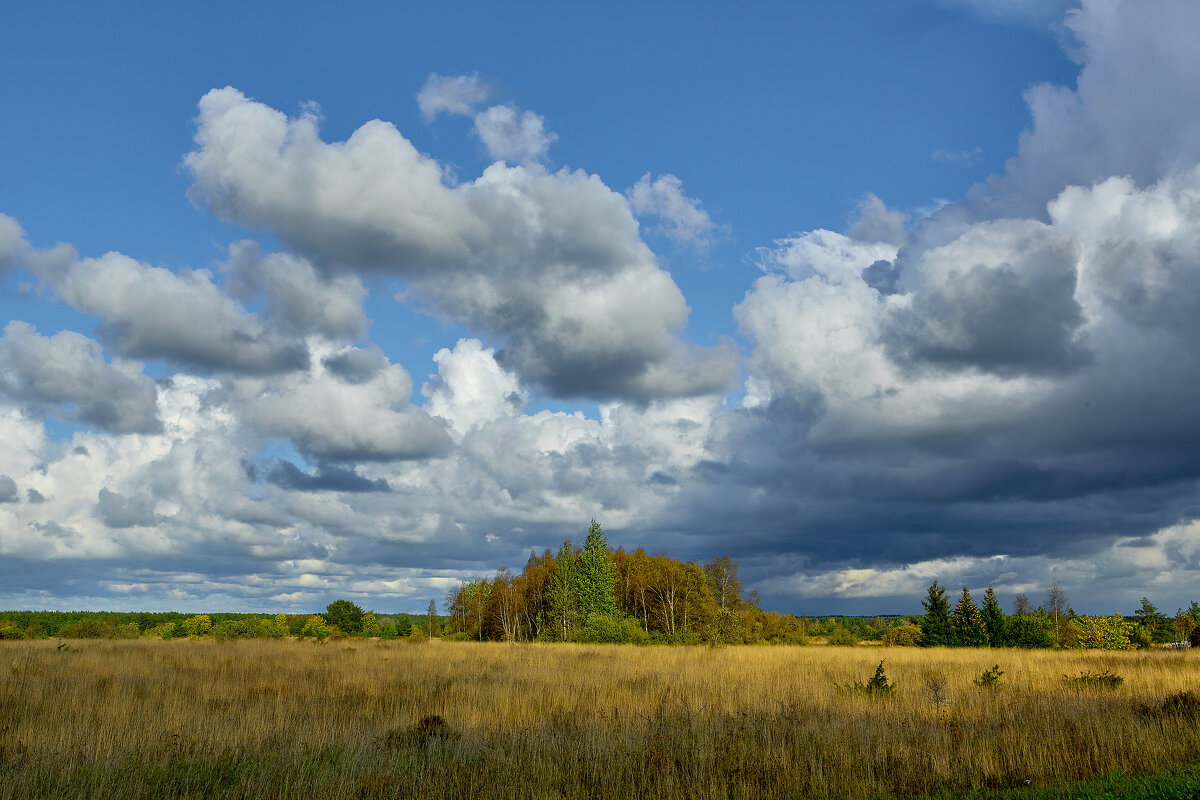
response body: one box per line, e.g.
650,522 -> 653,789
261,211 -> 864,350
1008,612 -> 1056,648
981,587 -> 1009,647
578,521 -> 618,618
575,614 -> 652,644
842,661 -> 895,696
324,599 -> 365,635
1131,597 -> 1172,644
1063,669 -> 1124,690
952,587 -> 988,647
920,581 -> 954,646
974,664 -> 1005,689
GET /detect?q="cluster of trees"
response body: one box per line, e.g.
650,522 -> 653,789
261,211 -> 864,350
0,607 -> 437,642
442,521 -> 809,644
917,581 -> 1200,650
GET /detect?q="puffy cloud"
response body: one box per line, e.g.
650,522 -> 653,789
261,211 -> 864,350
44,251 -> 308,374
423,339 -> 525,436
473,104 -> 557,164
0,476 -> 17,503
980,0 -> 1200,217
0,322 -> 161,433
185,88 -> 735,400
846,194 -> 909,246
626,173 -> 723,250
417,72 -> 491,119
237,352 -> 451,462
224,241 -> 366,341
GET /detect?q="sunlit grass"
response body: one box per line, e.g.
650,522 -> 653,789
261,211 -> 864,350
2,639 -> 1198,798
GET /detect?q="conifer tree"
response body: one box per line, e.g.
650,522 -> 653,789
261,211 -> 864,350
952,587 -> 988,647
578,521 -> 618,618
980,587 -> 1009,647
919,581 -> 953,647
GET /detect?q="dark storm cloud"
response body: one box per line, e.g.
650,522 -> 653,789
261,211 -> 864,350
886,223 -> 1090,376
266,460 -> 390,493
0,476 -> 18,503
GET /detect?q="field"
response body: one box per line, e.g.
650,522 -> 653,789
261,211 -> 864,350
2,639 -> 1199,799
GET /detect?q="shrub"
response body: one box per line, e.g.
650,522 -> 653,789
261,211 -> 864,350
1073,615 -> 1134,650
576,615 -> 652,645
114,622 -> 140,639
211,620 -> 253,640
974,664 -> 1005,689
300,615 -> 331,641
59,619 -> 116,639
1135,690 -> 1200,720
825,627 -> 859,647
882,623 -> 923,647
841,661 -> 895,697
1064,669 -> 1124,690
181,615 -> 213,637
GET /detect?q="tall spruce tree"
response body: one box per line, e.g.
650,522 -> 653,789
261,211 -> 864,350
980,587 -> 1009,647
578,521 -> 618,617
952,587 -> 988,647
920,581 -> 953,647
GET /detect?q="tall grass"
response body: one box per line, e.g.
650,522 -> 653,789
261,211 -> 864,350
1,639 -> 1198,799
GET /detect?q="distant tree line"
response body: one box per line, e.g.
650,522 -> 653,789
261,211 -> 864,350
915,581 -> 1200,650
0,607 -> 436,642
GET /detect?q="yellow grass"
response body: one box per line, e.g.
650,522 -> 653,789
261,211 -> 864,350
2,639 -> 1199,799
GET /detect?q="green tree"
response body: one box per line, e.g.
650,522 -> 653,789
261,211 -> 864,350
919,581 -> 954,647
980,587 -> 1009,647
545,539 -> 583,640
324,600 -> 365,635
1008,612 -> 1056,648
1134,597 -> 1169,643
426,600 -> 438,640
952,587 -> 988,647
578,521 -> 618,618
362,611 -> 382,638
1073,615 -> 1134,650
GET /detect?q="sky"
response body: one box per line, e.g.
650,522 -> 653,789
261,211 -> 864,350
2,0 -> 1199,616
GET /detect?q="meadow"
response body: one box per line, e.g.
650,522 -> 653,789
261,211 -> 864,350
2,639 -> 1199,799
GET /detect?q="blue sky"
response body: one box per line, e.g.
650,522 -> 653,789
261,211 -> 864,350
3,0 -> 1199,616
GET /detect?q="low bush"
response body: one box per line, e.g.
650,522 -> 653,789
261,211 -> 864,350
825,627 -> 859,647
576,615 -> 653,644
1064,669 -> 1124,690
840,661 -> 895,697
975,664 -> 1005,689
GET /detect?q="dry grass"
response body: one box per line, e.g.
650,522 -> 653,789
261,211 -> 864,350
2,639 -> 1199,799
